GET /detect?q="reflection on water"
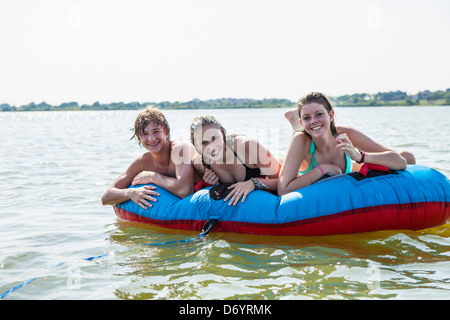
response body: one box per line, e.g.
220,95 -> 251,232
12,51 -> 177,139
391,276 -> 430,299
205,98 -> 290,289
107,221 -> 450,300
0,108 -> 449,300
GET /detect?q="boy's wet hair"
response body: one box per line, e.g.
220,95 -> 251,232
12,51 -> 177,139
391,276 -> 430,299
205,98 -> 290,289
131,106 -> 170,145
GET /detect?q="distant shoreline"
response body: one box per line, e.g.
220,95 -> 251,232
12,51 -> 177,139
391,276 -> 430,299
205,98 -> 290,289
1,89 -> 449,112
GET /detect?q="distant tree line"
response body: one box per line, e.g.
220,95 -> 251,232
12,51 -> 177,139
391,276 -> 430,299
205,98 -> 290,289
1,89 -> 449,112
0,98 -> 296,112
331,89 -> 450,107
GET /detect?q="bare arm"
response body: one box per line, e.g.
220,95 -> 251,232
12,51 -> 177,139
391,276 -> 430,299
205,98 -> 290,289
225,138 -> 282,205
101,157 -> 160,209
254,140 -> 282,192
131,142 -> 195,198
278,132 -> 344,195
337,126 -> 407,170
132,164 -> 194,198
278,132 -> 315,195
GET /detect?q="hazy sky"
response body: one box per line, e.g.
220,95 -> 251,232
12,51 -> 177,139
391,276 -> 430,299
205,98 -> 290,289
1,0 -> 449,105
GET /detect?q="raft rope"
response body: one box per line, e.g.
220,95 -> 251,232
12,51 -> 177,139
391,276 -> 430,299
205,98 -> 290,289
0,219 -> 219,300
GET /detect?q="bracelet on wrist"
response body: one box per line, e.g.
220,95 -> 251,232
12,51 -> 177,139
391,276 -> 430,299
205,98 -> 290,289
250,177 -> 269,190
316,165 -> 324,176
357,151 -> 366,164
250,177 -> 258,189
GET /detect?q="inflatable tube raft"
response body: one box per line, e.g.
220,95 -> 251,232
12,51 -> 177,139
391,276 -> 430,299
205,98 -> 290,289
114,165 -> 450,236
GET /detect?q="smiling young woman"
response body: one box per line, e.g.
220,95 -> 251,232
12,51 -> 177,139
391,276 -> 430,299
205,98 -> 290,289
278,92 -> 411,196
189,114 -> 281,206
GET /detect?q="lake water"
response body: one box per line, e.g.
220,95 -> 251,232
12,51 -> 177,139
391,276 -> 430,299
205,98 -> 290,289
0,106 -> 449,300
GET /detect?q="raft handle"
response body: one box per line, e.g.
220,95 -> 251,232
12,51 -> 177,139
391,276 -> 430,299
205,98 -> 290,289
200,219 -> 220,237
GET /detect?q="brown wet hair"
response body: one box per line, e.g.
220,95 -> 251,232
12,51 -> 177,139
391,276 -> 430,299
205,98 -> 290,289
297,92 -> 337,137
131,106 -> 170,146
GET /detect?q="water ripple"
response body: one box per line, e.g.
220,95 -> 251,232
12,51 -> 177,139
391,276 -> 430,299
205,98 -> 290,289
1,108 -> 449,300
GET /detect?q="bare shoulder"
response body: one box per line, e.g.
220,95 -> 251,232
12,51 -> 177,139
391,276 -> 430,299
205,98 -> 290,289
337,126 -> 389,151
172,140 -> 195,151
291,130 -> 310,146
130,152 -> 149,168
234,134 -> 263,157
171,140 -> 195,159
111,154 -> 148,188
285,131 -> 311,161
336,125 -> 368,142
233,134 -> 254,146
336,125 -> 360,136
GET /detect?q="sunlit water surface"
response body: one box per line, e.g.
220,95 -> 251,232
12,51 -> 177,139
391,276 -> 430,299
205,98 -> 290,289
0,107 -> 449,299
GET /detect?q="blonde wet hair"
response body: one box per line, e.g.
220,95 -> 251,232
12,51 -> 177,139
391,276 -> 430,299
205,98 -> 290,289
189,114 -> 228,169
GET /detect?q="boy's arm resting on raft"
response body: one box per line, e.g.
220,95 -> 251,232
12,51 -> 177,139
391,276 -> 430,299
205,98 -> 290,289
101,143 -> 195,206
130,142 -> 195,199
132,163 -> 195,199
101,156 -> 158,208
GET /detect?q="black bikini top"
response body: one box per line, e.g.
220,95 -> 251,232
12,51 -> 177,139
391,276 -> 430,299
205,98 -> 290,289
229,144 -> 265,180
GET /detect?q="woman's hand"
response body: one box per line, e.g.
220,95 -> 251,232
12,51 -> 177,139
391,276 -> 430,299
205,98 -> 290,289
203,168 -> 220,185
128,185 -> 160,209
224,180 -> 256,206
335,133 -> 361,162
132,171 -> 157,186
